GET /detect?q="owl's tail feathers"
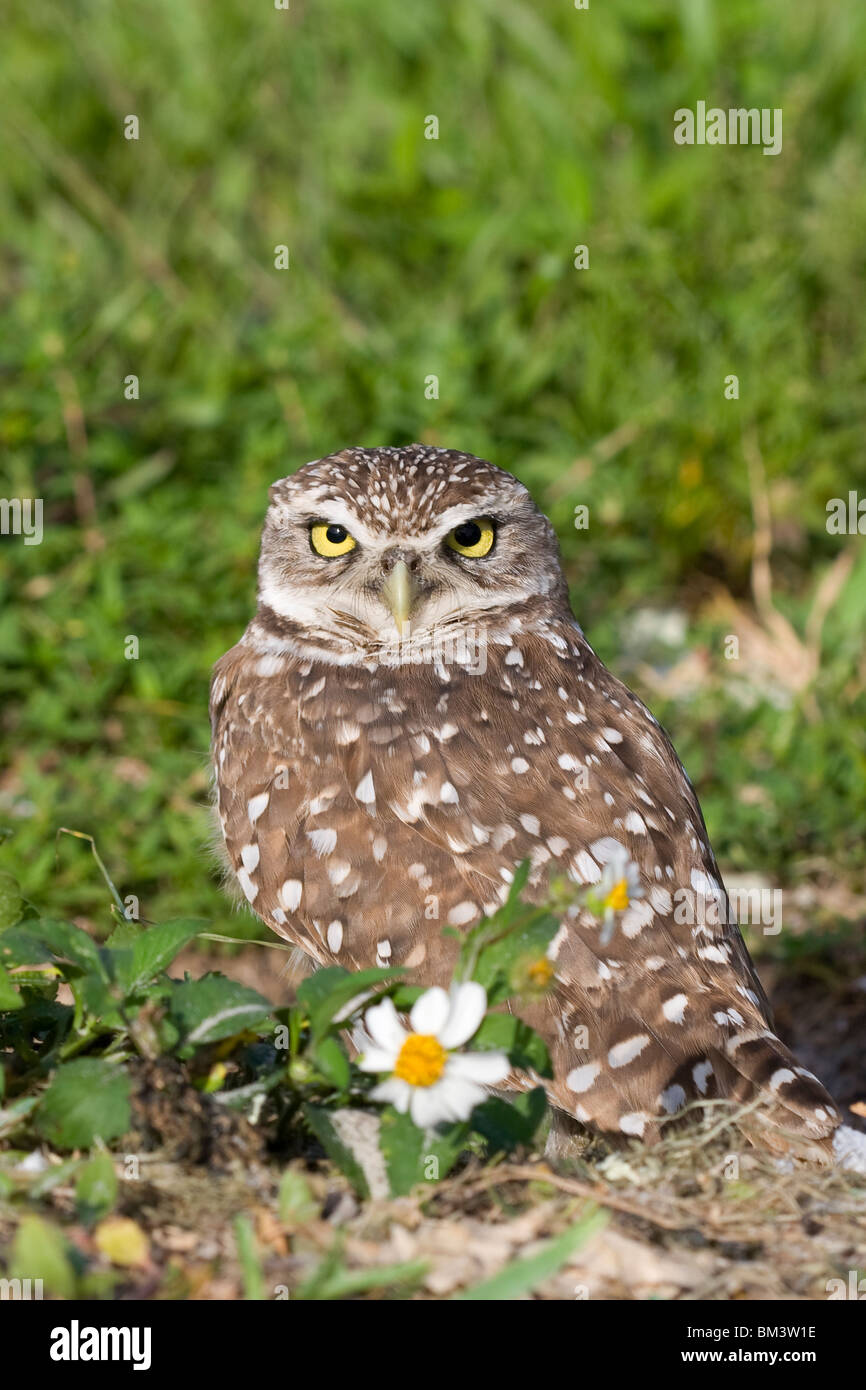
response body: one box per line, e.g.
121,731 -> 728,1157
710,1025 -> 841,1162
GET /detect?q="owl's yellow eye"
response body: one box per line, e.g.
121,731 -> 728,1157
310,522 -> 357,557
445,517 -> 496,558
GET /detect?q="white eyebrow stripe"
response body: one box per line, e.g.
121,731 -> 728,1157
270,499 -> 383,546
424,500 -> 502,541
268,495 -> 504,550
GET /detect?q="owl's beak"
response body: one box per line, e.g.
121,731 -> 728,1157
381,559 -> 418,632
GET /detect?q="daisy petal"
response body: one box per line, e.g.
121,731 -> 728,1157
409,986 -> 451,1037
437,981 -> 487,1049
409,1083 -> 453,1129
446,1050 -> 511,1085
371,1077 -> 412,1113
357,1047 -> 398,1073
364,997 -> 408,1052
435,1076 -> 487,1122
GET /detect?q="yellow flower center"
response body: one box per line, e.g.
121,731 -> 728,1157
604,878 -> 630,912
527,958 -> 555,987
393,1033 -> 447,1087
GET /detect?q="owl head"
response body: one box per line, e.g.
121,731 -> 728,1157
255,445 -> 569,647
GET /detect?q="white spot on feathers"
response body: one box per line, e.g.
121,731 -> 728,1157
619,1112 -> 649,1136
448,901 -> 478,926
662,993 -> 688,1024
566,1062 -> 600,1094
279,879 -> 303,912
769,1067 -> 795,1092
237,869 -> 258,903
659,1084 -> 686,1114
608,1035 -> 650,1068
571,850 -> 601,884
247,792 -> 269,823
307,828 -> 337,857
355,771 -> 376,803
692,1060 -> 714,1094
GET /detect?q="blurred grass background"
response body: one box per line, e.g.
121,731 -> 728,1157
0,0 -> 864,946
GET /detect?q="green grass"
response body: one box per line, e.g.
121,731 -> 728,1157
1,0 -> 865,934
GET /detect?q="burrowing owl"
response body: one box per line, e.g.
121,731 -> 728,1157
211,444 -> 839,1156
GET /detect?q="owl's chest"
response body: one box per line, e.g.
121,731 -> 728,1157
287,652 -> 601,895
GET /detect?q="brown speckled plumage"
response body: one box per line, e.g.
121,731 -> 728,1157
211,445 -> 840,1154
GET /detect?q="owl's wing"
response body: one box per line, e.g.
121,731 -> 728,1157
312,624 -> 838,1155
211,628 -> 839,1155
211,644 -> 459,970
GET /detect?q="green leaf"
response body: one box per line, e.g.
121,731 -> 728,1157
505,859 -> 532,911
389,984 -> 425,1011
0,927 -> 54,969
455,1207 -> 607,1300
470,1086 -> 548,1152
295,1250 -> 427,1301
472,1013 -> 552,1077
0,960 -> 23,1011
303,1105 -> 370,1198
419,1121 -> 472,1186
471,911 -> 560,1006
379,1108 -> 425,1196
0,1093 -> 41,1141
234,1214 -> 265,1300
0,872 -> 23,930
35,1059 -> 131,1151
2,918 -> 104,977
113,918 -> 205,994
296,965 -> 402,1039
167,973 -> 272,1048
28,1156 -> 82,1199
10,1214 -> 76,1298
313,1035 -> 351,1090
278,1168 -> 318,1225
75,1152 -> 118,1224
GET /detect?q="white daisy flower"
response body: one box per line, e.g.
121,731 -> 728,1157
594,846 -> 643,945
358,981 -> 510,1128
